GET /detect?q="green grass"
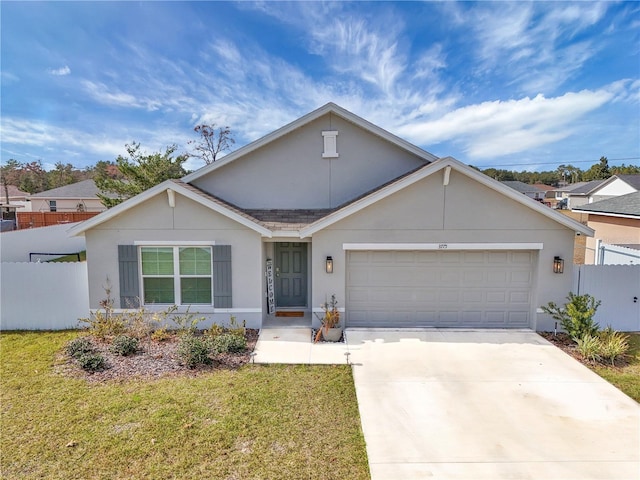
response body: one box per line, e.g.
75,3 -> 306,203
49,251 -> 86,262
590,333 -> 640,402
1,331 -> 370,479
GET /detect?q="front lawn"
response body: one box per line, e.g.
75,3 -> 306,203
591,332 -> 640,402
0,331 -> 370,479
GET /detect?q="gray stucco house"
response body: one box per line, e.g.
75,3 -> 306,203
70,103 -> 592,331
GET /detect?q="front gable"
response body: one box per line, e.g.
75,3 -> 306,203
187,105 -> 435,209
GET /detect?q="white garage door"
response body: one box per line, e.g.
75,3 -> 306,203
346,250 -> 535,328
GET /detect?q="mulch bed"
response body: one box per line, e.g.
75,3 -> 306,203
538,331 -> 630,368
57,329 -> 259,382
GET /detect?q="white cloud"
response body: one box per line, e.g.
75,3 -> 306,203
48,65 -> 71,76
396,86 -> 616,159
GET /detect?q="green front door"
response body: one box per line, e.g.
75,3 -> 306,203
275,242 -> 307,307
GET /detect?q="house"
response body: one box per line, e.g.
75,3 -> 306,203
573,192 -> 640,264
587,174 -> 640,203
18,180 -> 108,229
26,179 -> 107,213
553,180 -> 607,209
500,181 -> 547,202
70,103 -> 592,331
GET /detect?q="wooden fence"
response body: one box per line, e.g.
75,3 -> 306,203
16,212 -> 100,229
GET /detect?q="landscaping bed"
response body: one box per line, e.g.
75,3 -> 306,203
58,329 -> 259,382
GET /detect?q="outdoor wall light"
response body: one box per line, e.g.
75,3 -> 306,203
553,256 -> 564,274
325,256 -> 334,274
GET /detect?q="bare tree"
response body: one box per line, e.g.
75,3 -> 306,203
188,124 -> 235,165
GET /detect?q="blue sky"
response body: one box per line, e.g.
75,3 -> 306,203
1,1 -> 639,173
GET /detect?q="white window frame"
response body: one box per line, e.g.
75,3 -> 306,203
139,245 -> 214,306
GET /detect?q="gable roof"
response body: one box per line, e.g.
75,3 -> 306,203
68,179 -> 272,237
71,157 -> 594,239
565,179 -> 607,195
29,179 -> 103,199
617,174 -> 640,190
501,181 -> 545,194
573,191 -> 640,219
182,103 -> 438,183
300,157 -> 594,237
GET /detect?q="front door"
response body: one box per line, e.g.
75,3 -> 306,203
275,242 -> 307,307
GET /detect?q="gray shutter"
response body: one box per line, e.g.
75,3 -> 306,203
213,245 -> 232,308
118,245 -> 140,308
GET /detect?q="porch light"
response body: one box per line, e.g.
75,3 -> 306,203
325,256 -> 334,274
553,256 -> 564,274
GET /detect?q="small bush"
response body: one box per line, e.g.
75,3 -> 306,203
151,327 -> 172,342
77,353 -> 107,372
79,310 -> 127,341
542,293 -> 600,341
205,324 -> 225,339
171,307 -> 205,336
110,335 -> 139,356
576,334 -> 601,362
211,333 -> 247,354
177,334 -> 211,368
227,316 -> 246,338
598,327 -> 629,365
66,337 -> 95,359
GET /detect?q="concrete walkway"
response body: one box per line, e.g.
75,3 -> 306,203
253,327 -> 350,365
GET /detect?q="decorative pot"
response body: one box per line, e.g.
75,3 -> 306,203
321,326 -> 343,342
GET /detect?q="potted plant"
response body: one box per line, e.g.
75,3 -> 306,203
314,294 -> 342,342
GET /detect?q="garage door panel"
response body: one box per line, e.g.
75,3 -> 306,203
346,250 -> 534,328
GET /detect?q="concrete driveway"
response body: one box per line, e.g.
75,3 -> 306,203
346,329 -> 640,480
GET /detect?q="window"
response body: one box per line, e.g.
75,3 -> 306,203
49,200 -> 57,212
140,246 -> 212,305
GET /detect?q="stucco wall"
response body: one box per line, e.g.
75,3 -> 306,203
191,112 -> 426,209
309,170 -> 577,331
84,191 -> 263,328
29,198 -> 105,213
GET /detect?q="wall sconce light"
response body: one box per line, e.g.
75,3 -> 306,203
325,256 -> 334,274
553,256 -> 564,274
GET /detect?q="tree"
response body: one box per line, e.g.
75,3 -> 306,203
583,157 -> 610,181
48,162 -> 76,189
611,163 -> 640,175
0,159 -> 22,204
95,142 -> 188,208
19,161 -> 48,193
188,124 -> 235,165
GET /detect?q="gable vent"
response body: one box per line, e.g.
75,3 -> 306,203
322,131 -> 339,158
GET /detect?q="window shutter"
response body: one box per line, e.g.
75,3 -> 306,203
213,245 -> 232,308
118,245 -> 140,308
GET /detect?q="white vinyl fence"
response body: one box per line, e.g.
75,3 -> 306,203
595,240 -> 640,265
0,222 -> 85,262
574,264 -> 640,332
0,262 -> 89,330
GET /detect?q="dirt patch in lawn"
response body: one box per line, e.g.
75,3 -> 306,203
57,329 -> 259,382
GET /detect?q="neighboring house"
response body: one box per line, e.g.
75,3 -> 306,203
573,192 -> 640,264
500,181 -> 547,202
70,103 -> 592,332
587,174 -> 640,204
553,180 -> 607,209
18,180 -> 109,229
0,185 -> 29,230
26,179 -> 107,213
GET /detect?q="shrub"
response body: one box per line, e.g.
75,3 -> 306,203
66,337 -> 95,359
576,334 -> 601,362
79,310 -> 127,341
227,316 -> 246,338
541,293 -> 600,341
77,353 -> 107,372
598,327 -> 629,365
177,334 -> 211,368
211,333 -> 247,354
171,307 -> 205,336
205,324 -> 225,339
110,335 -> 139,356
151,326 -> 172,342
